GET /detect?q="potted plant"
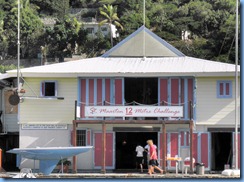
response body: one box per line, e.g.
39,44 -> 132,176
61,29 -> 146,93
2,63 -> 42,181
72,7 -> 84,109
57,158 -> 71,173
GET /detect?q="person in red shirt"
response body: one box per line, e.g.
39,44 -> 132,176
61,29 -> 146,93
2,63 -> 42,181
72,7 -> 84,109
147,139 -> 163,175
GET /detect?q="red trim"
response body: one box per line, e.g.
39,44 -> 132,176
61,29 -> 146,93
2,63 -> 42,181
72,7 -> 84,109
170,133 -> 178,167
220,83 -> 224,95
94,133 -> 102,166
97,79 -> 103,105
181,79 -> 184,104
201,133 -> 208,167
186,132 -> 189,146
160,79 -> 168,105
171,79 -> 179,104
188,79 -> 193,117
238,134 -> 240,168
226,83 -> 230,95
159,133 -> 163,160
115,79 -> 122,105
180,132 -> 184,146
106,133 -> 113,166
187,79 -> 193,101
89,79 -> 94,105
94,132 -> 113,167
105,79 -> 110,104
87,130 -> 91,145
192,133 -> 198,163
80,79 -> 86,118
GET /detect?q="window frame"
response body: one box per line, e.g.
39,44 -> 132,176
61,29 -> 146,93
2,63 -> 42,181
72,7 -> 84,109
217,80 -> 232,98
76,129 -> 87,146
86,27 -> 94,34
40,80 -> 58,97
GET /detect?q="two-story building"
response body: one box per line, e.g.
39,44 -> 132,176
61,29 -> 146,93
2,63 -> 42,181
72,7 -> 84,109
2,26 -> 240,173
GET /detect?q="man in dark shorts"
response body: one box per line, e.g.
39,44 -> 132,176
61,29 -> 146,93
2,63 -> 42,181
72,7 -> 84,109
147,140 -> 163,175
135,144 -> 144,173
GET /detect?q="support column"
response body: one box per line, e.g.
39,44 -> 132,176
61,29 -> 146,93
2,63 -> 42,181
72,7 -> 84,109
162,122 -> 166,173
190,120 -> 193,174
0,148 -> 2,170
72,121 -> 77,173
101,121 -> 106,173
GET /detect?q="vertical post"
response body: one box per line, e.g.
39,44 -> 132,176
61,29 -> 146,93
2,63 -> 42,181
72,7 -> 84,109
189,100 -> 192,120
101,121 -> 106,173
74,100 -> 77,120
162,122 -> 166,173
72,120 -> 77,173
17,0 -> 20,93
234,0 -> 239,170
189,120 -> 193,174
0,148 -> 2,169
143,0 -> 146,59
0,148 -> 5,172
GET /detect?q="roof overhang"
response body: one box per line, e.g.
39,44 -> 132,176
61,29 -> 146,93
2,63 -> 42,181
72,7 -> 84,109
6,57 -> 240,78
6,72 -> 239,78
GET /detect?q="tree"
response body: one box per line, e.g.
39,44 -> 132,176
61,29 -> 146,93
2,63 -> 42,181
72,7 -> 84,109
2,0 -> 43,58
45,17 -> 80,62
30,0 -> 70,19
0,0 -> 8,59
99,4 -> 123,47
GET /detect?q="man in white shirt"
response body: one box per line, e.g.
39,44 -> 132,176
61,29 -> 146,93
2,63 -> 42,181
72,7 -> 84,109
135,144 -> 144,173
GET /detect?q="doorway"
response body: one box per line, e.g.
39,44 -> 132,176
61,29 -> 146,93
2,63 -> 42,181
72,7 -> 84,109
124,78 -> 158,105
211,132 -> 232,171
115,131 -> 158,170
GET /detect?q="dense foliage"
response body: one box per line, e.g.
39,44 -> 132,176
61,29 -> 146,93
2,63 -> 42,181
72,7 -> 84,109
0,0 -> 240,67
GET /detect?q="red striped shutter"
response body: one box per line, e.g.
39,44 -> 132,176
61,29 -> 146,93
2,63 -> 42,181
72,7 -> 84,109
169,133 -> 179,167
159,79 -> 168,105
94,132 -> 114,167
105,79 -> 111,104
80,79 -> 86,118
114,79 -> 123,105
200,133 -> 209,167
171,79 -> 179,105
89,79 -> 94,105
86,129 -> 91,146
97,79 -> 103,105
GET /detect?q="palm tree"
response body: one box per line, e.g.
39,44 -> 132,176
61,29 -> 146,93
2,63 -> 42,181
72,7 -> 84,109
99,4 -> 123,47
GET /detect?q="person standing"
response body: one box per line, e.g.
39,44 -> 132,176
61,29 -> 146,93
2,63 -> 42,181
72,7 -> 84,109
135,144 -> 144,173
144,141 -> 157,173
147,140 -> 163,175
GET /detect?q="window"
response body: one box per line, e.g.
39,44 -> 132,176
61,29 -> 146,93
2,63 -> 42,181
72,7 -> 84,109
77,130 -> 86,146
101,27 -> 107,32
86,28 -> 94,34
41,81 -> 57,97
217,81 -> 232,98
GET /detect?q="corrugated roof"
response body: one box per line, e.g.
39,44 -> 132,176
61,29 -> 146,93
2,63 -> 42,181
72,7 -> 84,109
5,26 -> 240,78
6,57 -> 239,78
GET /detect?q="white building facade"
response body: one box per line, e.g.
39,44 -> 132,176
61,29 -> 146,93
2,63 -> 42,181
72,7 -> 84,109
2,26 -> 240,173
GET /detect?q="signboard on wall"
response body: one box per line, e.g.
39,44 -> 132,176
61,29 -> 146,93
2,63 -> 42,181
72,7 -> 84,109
22,124 -> 67,130
84,106 -> 183,117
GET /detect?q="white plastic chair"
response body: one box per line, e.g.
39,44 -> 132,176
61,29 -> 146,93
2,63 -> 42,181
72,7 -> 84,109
182,157 -> 195,174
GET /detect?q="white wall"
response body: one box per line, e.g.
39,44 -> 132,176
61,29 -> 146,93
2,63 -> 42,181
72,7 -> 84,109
196,77 -> 240,127
19,78 -> 77,124
19,77 -> 77,147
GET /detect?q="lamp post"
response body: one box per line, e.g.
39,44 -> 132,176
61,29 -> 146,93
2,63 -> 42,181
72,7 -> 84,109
234,0 -> 239,170
17,0 -> 20,93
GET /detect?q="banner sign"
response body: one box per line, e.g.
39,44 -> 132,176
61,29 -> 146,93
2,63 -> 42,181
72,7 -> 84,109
22,124 -> 67,130
84,106 -> 183,117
